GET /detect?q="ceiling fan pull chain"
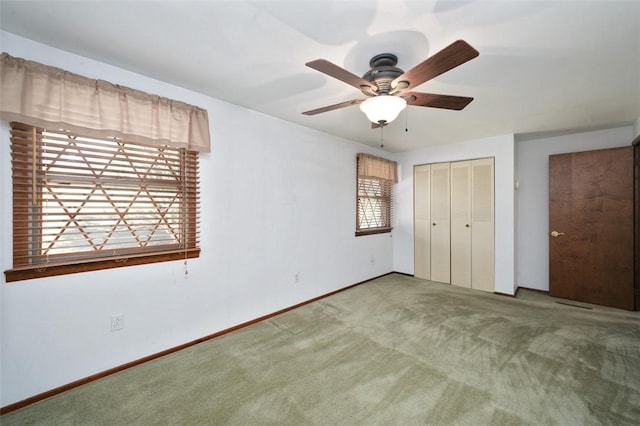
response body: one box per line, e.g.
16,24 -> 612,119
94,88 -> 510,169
405,108 -> 408,132
380,123 -> 384,148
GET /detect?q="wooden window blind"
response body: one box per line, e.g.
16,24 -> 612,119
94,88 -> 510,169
356,153 -> 396,236
5,122 -> 200,282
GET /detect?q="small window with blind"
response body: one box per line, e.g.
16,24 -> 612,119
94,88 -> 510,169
5,123 -> 200,282
356,153 -> 398,236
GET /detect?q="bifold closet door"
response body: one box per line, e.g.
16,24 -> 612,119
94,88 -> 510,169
471,158 -> 495,292
430,162 -> 451,283
414,165 -> 431,280
451,161 -> 472,288
414,158 -> 494,291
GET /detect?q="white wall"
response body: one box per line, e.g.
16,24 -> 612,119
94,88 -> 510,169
393,134 -> 516,295
0,32 -> 395,407
515,126 -> 634,291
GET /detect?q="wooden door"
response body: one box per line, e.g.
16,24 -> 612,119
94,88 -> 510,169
430,162 -> 451,283
450,161 -> 472,288
414,165 -> 431,279
471,158 -> 495,292
549,147 -> 634,310
635,142 -> 640,310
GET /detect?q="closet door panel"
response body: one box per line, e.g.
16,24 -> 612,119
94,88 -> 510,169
471,158 -> 495,292
430,162 -> 451,283
451,161 -> 472,288
414,165 -> 431,279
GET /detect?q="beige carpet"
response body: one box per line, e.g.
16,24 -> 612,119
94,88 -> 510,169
3,273 -> 639,425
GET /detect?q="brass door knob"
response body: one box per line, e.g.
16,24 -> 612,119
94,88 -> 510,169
550,230 -> 565,237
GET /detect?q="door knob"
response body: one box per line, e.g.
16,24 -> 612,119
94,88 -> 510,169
550,230 -> 565,237
432,222 -> 436,226
465,224 -> 470,228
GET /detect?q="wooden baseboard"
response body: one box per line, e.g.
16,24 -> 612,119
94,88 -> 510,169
0,272 -> 394,415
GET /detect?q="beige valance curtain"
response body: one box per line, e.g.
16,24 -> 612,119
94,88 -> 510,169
0,52 -> 210,152
357,153 -> 398,183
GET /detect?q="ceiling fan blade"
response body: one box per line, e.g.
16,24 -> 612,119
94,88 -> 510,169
403,92 -> 474,110
302,98 -> 364,116
392,40 -> 479,92
306,59 -> 377,92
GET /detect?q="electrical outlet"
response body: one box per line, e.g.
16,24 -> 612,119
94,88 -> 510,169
110,314 -> 124,332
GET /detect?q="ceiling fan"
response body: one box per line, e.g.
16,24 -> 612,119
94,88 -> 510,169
302,40 -> 479,128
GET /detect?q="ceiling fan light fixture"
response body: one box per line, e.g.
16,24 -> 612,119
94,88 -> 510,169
359,95 -> 407,124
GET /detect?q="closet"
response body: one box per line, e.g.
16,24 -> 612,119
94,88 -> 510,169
414,158 -> 494,292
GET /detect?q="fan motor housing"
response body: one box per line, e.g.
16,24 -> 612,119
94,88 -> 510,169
362,53 -> 405,94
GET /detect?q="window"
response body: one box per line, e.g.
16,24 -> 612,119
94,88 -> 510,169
356,153 -> 398,236
5,123 -> 200,282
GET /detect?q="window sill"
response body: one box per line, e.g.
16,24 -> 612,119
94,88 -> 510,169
4,249 -> 200,282
355,227 -> 393,237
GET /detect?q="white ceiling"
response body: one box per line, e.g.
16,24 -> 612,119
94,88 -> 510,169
1,0 -> 639,152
